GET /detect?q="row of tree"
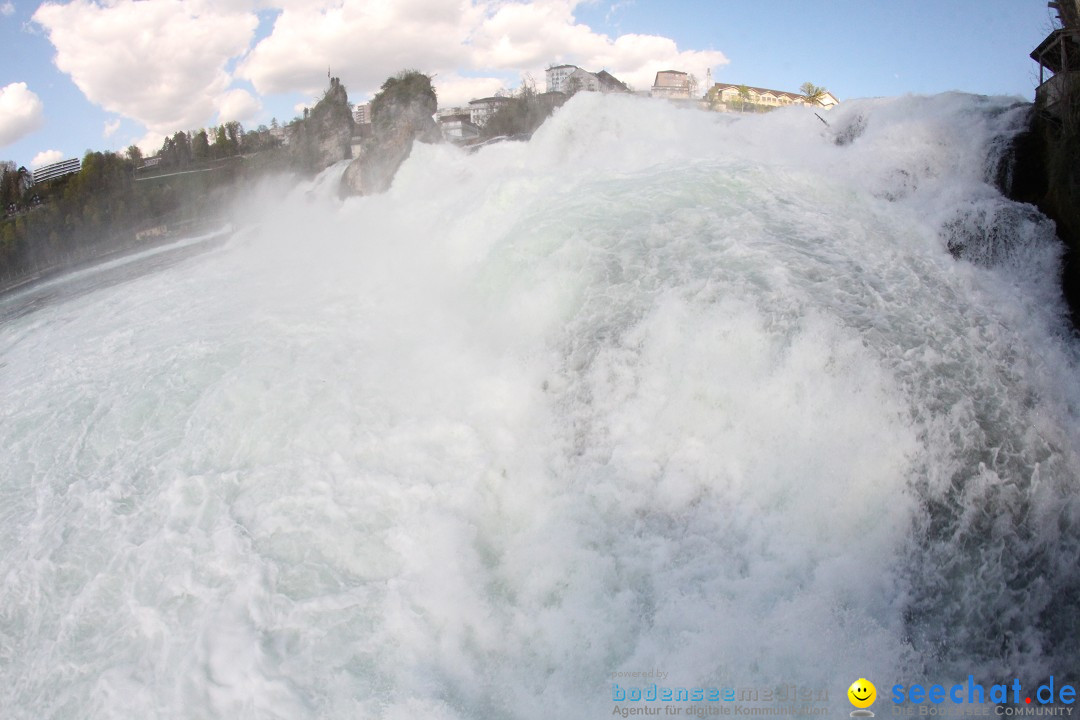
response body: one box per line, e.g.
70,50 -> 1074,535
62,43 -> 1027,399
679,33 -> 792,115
0,88 -> 336,286
0,147 -> 246,286
145,120 -> 287,172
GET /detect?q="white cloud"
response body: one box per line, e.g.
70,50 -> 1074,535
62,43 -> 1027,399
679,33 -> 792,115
31,149 -> 64,169
32,0 -> 729,142
432,74 -> 508,108
33,0 -> 257,140
103,118 -> 121,137
239,0 -> 727,101
1,3 -> 15,17
218,88 -> 261,124
239,0 -> 477,97
0,82 -> 45,147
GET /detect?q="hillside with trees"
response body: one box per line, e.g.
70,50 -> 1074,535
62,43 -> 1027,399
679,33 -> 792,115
0,76 -> 360,289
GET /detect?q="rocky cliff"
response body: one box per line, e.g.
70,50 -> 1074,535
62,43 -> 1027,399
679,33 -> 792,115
290,77 -> 355,174
341,71 -> 442,197
1004,90 -> 1080,329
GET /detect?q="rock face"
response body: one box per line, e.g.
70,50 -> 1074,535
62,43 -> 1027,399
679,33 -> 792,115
340,72 -> 442,197
291,78 -> 355,174
1003,101 -> 1080,329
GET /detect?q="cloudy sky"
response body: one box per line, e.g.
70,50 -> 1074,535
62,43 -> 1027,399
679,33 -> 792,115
0,0 -> 1058,169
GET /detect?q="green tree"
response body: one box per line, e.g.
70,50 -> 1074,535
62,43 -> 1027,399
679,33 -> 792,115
212,125 -> 228,158
126,145 -> 143,169
800,82 -> 828,107
0,161 -> 18,209
705,85 -> 722,111
737,85 -> 751,112
224,121 -> 243,155
172,132 -> 192,166
192,130 -> 210,161
481,78 -> 563,139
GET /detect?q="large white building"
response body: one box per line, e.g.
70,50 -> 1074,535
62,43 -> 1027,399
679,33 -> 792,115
354,102 -> 372,125
545,65 -> 630,95
32,158 -> 80,185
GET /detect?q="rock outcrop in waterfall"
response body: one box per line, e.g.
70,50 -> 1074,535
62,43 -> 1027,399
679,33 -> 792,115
290,77 -> 355,174
341,71 -> 442,197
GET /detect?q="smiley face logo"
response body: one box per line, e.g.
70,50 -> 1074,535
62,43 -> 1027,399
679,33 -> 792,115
848,678 -> 877,709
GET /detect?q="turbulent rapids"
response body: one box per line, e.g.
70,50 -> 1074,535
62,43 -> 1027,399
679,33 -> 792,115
1,93 -> 1078,719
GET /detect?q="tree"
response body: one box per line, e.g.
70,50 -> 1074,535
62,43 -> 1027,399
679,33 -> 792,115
481,78 -> 563,139
212,125 -> 228,158
224,121 -> 243,154
159,136 -> 176,167
0,161 -> 18,210
705,85 -> 723,111
192,130 -> 210,161
126,145 -> 143,168
800,82 -> 828,107
737,85 -> 751,112
170,131 -> 192,166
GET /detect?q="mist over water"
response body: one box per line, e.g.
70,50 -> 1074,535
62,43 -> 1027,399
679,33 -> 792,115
2,93 -> 1078,719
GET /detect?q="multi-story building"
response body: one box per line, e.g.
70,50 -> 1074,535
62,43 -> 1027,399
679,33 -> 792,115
354,102 -> 372,125
437,112 -> 480,143
651,70 -> 694,100
468,96 -> 511,127
545,65 -> 630,95
32,158 -> 80,185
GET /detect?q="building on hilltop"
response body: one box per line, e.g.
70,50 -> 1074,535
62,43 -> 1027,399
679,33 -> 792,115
651,70 -> 695,100
706,83 -> 839,112
32,158 -> 81,185
545,64 -> 631,95
438,112 -> 481,144
354,102 -> 372,125
546,65 -> 597,93
1031,1 -> 1080,120
468,96 -> 511,127
595,70 -> 631,93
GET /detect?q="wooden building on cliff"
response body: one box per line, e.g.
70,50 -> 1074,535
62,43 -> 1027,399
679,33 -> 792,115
1031,0 -> 1080,119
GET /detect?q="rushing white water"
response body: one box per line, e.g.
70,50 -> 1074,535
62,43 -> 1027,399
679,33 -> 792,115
2,93 -> 1079,719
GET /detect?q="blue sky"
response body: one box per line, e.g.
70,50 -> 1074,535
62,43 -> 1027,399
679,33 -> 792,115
0,0 -> 1060,171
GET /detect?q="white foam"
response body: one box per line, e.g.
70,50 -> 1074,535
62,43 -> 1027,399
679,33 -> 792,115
1,92 -> 1078,719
